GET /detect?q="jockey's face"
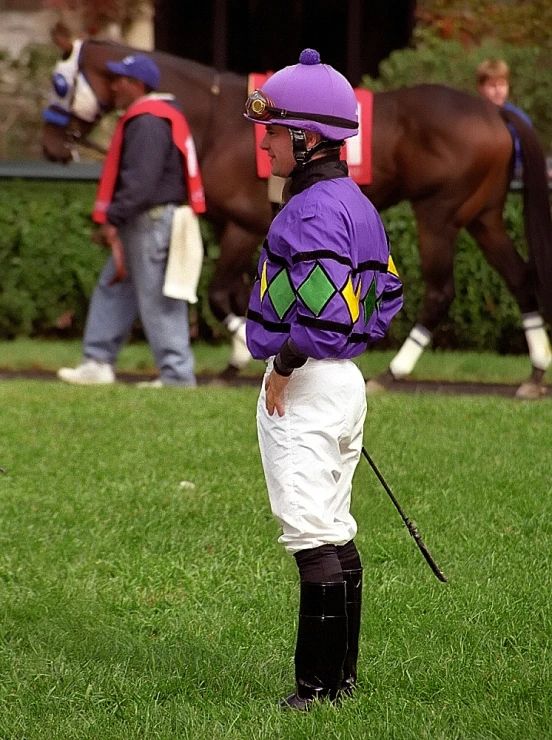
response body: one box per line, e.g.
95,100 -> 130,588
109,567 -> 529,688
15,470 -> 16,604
260,124 -> 320,176
478,77 -> 509,107
110,75 -> 147,110
260,125 -> 296,177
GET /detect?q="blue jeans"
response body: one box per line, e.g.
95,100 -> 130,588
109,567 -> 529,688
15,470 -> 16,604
83,205 -> 196,386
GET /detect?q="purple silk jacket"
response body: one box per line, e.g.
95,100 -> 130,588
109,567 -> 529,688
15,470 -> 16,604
246,175 -> 403,361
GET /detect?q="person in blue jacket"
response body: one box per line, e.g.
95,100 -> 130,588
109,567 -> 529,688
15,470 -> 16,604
476,58 -> 532,178
244,49 -> 403,711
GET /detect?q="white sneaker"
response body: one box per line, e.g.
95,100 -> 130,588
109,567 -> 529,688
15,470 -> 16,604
135,379 -> 164,388
135,379 -> 197,388
57,359 -> 115,386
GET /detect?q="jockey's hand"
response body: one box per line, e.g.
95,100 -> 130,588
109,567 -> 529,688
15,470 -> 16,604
265,369 -> 291,417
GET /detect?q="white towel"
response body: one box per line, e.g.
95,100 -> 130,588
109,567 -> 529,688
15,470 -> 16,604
163,205 -> 204,303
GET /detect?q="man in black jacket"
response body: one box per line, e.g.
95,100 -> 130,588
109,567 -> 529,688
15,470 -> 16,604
58,55 -> 199,387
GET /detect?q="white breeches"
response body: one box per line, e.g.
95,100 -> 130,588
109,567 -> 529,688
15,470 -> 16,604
257,358 -> 367,554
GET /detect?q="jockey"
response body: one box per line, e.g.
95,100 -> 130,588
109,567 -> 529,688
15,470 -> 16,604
244,50 -> 403,711
245,48 -> 360,170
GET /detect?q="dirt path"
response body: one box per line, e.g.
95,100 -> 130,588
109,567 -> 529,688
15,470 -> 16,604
1,368 -> 549,398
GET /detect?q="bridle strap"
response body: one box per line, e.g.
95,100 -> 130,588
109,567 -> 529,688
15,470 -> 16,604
75,40 -> 111,115
61,41 -> 111,155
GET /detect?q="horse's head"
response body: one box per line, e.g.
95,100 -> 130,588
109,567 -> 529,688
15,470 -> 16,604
41,39 -> 114,162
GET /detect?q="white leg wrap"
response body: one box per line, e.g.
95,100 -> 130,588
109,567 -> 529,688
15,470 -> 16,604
389,324 -> 432,379
522,312 -> 552,371
224,313 -> 252,369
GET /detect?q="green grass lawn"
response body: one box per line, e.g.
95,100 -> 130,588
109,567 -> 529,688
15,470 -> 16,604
0,337 -> 550,385
0,380 -> 550,738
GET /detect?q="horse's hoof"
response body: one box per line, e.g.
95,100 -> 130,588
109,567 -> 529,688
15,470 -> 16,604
515,381 -> 547,400
365,379 -> 387,395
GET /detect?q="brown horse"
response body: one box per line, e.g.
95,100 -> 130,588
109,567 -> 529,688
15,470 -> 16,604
41,40 -> 552,395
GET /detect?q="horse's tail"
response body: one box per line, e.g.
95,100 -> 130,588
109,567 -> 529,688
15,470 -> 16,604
500,108 -> 552,324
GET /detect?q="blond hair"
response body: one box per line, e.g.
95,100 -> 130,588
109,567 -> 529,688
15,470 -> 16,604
476,59 -> 510,85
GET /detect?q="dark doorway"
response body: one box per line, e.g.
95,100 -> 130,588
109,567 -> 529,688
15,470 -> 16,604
155,0 -> 415,85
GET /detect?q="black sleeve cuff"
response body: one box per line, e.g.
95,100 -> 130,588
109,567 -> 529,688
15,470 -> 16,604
273,339 -> 308,376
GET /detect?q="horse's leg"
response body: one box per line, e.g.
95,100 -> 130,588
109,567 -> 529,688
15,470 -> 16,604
467,209 -> 551,399
208,220 -> 263,377
375,213 -> 459,389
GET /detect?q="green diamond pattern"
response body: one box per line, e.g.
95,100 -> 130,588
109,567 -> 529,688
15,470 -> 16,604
363,277 -> 377,322
298,264 -> 337,317
267,268 -> 295,320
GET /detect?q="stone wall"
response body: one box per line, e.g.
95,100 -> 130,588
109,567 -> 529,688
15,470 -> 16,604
0,8 -> 58,58
0,9 -> 57,159
0,4 -> 155,159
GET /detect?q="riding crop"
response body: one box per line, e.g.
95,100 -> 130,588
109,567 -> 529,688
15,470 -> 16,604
361,447 -> 448,582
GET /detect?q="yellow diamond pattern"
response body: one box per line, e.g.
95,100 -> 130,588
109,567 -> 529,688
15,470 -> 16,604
342,276 -> 362,323
260,260 -> 268,300
388,255 -> 399,277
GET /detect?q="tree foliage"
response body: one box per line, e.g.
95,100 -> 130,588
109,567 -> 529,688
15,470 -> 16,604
43,0 -> 153,37
416,0 -> 552,53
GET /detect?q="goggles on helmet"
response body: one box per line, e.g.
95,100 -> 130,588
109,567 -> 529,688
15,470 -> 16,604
245,89 -> 358,131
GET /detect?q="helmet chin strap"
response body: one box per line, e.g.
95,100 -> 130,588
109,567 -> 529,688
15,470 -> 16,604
288,128 -> 343,166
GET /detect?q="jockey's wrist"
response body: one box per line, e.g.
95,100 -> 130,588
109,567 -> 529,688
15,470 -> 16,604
273,355 -> 294,377
274,339 -> 308,376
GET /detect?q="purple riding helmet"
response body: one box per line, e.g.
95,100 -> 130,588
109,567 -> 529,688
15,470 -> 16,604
245,48 -> 358,164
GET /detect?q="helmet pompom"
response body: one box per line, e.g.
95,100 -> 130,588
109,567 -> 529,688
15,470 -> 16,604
245,47 -> 358,141
298,49 -> 321,66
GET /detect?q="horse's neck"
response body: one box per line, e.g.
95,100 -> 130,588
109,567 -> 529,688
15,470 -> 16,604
161,58 -> 246,112
85,41 -> 243,117
81,41 -> 248,163
81,42 -> 118,110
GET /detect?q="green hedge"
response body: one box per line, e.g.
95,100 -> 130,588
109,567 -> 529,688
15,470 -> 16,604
0,179 -> 530,351
0,181 -> 103,337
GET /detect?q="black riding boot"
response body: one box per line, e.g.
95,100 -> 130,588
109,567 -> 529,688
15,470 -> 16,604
342,568 -> 363,696
280,581 -> 348,711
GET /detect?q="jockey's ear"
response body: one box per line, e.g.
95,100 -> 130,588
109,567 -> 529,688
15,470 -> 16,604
305,130 -> 321,150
